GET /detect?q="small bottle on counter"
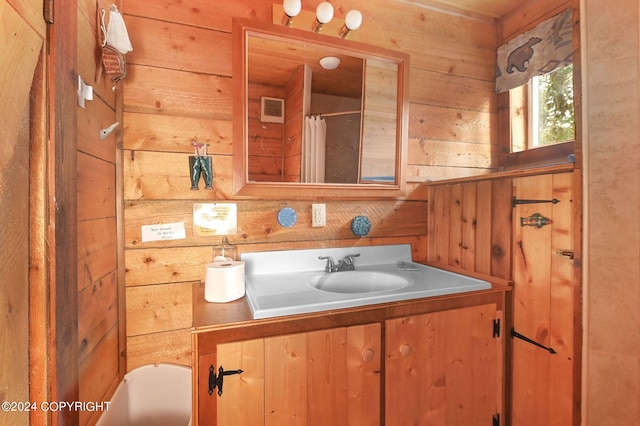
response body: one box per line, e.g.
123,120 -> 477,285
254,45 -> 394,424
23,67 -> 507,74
212,237 -> 237,262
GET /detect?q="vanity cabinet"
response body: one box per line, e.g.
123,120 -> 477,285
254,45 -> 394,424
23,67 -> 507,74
386,304 -> 503,425
207,323 -> 381,426
192,285 -> 507,425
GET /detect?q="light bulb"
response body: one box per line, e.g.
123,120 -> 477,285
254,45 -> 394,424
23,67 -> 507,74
315,2 -> 334,24
283,0 -> 301,17
344,10 -> 362,30
339,9 -> 363,38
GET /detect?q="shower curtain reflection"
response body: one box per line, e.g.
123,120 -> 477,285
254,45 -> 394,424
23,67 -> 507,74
303,116 -> 326,183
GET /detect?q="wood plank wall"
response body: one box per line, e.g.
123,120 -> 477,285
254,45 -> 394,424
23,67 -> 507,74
498,0 -> 571,41
121,0 -> 497,370
425,168 -> 577,279
0,2 -> 44,425
426,178 -> 513,280
3,0 -> 125,424
426,168 -> 580,424
582,1 -> 640,423
283,65 -> 306,182
248,82 -> 285,182
76,1 -> 124,424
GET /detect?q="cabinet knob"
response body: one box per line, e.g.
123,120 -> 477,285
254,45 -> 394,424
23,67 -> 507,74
399,344 -> 412,357
362,348 -> 375,362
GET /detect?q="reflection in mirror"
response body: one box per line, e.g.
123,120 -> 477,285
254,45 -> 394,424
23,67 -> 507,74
360,59 -> 398,183
247,34 -> 365,183
233,18 -> 409,198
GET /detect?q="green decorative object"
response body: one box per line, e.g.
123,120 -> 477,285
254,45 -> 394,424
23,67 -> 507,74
190,142 -> 213,190
520,212 -> 552,228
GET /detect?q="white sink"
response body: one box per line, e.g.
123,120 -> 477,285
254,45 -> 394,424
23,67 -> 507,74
310,271 -> 409,294
240,244 -> 491,319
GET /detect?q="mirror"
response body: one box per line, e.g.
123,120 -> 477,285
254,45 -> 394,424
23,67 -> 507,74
233,18 -> 409,198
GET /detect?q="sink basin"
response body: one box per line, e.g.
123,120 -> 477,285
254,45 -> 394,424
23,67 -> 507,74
241,244 -> 492,319
310,271 -> 409,294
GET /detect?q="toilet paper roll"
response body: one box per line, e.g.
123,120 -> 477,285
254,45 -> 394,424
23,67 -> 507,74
204,261 -> 245,303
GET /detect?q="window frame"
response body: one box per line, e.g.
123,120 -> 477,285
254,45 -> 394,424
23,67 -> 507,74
498,87 -> 577,171
497,5 -> 581,171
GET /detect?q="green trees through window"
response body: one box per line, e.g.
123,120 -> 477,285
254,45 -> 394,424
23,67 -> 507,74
532,64 -> 575,147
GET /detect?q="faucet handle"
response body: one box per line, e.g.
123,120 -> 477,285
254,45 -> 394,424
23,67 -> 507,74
318,256 -> 335,272
342,253 -> 361,265
338,253 -> 360,271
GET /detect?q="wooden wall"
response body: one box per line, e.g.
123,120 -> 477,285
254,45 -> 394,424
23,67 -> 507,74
498,0 -> 572,41
0,1 -> 45,425
426,177 -> 513,280
247,82 -> 285,182
283,65 -> 306,182
583,0 -> 640,424
425,168 -> 580,424
121,0 -> 497,370
76,0 -> 124,424
2,0 -> 124,424
424,0 -> 582,401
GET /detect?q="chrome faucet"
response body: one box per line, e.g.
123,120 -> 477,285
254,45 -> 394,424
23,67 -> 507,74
318,254 -> 360,272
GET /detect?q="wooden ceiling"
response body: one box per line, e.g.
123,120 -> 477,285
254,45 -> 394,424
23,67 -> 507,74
409,0 -> 531,21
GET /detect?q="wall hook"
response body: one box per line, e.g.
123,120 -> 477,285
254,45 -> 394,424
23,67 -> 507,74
100,122 -> 120,140
77,75 -> 94,108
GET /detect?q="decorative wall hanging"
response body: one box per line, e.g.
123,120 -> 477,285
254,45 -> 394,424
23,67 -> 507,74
351,215 -> 371,237
193,203 -> 237,236
495,9 -> 573,93
520,212 -> 552,228
99,5 -> 133,83
190,143 -> 214,190
101,45 -> 127,82
277,207 -> 298,228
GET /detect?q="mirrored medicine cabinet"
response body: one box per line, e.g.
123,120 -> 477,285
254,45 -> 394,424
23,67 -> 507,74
232,18 -> 409,199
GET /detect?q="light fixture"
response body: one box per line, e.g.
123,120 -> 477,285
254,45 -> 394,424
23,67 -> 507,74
319,56 -> 340,70
282,0 -> 302,27
280,2 -> 363,38
312,2 -> 334,33
339,9 -> 362,38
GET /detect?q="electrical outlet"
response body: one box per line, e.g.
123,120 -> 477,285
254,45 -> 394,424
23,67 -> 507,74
312,204 -> 326,227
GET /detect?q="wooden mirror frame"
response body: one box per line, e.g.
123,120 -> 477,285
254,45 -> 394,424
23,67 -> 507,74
232,18 -> 409,199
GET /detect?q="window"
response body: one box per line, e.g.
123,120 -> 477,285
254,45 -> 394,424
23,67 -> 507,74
530,65 -> 575,148
511,65 -> 575,153
498,65 -> 579,170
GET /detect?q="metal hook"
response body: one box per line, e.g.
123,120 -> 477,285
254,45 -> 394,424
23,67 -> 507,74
100,122 -> 120,140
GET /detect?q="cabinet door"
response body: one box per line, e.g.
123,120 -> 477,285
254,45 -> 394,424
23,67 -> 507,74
386,304 -> 503,425
512,173 -> 576,425
214,323 -> 381,426
217,338 -> 265,425
306,325 -> 381,425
